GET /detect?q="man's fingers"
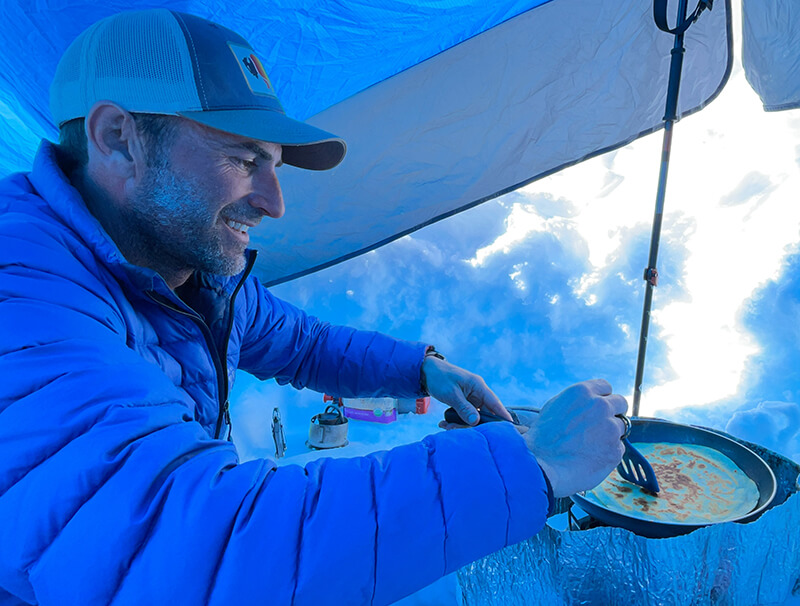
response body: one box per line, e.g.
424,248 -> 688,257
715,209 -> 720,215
449,390 -> 480,425
616,437 -> 626,461
603,393 -> 629,416
424,356 -> 508,425
586,378 -> 613,397
466,378 -> 512,422
599,392 -> 629,438
481,404 -> 513,424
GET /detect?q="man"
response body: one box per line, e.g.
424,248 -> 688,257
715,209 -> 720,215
0,9 -> 628,606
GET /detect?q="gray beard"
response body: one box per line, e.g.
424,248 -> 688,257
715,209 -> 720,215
124,163 -> 247,280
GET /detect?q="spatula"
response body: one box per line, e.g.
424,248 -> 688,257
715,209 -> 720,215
616,414 -> 660,493
443,408 -> 660,493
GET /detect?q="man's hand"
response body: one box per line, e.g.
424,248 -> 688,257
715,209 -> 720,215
523,379 -> 627,498
421,355 -> 513,425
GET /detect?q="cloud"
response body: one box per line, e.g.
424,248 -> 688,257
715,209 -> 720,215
725,400 -> 800,463
256,191 -> 678,413
738,249 -> 800,401
656,248 -> 800,462
518,191 -> 579,220
719,171 -> 774,207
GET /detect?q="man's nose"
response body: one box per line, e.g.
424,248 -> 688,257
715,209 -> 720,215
248,166 -> 285,218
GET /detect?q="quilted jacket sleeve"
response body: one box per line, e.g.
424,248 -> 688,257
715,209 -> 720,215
0,193 -> 551,606
237,277 -> 428,399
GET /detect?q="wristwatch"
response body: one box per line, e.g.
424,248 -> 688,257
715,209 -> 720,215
420,346 -> 445,395
425,346 -> 446,361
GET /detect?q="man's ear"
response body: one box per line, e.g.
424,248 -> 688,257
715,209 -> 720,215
84,101 -> 148,188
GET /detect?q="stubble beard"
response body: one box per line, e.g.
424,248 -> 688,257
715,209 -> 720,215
127,161 -> 246,280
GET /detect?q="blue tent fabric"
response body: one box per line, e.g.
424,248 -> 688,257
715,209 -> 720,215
0,0 -> 547,174
1,0 -> 734,285
0,0 -> 549,135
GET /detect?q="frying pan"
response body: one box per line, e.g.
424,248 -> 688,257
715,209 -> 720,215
569,418 -> 777,538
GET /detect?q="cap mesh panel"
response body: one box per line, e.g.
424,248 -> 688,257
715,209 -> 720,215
50,21 -> 100,125
50,9 -> 201,125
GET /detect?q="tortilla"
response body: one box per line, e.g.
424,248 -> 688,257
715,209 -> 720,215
583,442 -> 760,525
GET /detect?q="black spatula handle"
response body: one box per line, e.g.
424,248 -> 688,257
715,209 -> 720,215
444,407 -> 520,425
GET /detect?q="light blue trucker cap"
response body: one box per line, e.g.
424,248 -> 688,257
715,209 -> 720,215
50,9 -> 346,171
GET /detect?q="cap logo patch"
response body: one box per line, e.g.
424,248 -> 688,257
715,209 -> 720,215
229,43 -> 276,97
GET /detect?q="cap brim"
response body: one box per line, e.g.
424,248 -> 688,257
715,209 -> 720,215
178,109 -> 346,171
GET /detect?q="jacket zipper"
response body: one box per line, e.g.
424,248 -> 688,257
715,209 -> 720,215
145,252 -> 257,441
213,253 -> 257,440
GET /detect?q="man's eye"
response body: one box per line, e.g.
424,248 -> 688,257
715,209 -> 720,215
232,157 -> 257,171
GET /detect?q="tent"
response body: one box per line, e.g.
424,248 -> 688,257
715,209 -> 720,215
0,0 -> 740,281
2,2 -> 796,288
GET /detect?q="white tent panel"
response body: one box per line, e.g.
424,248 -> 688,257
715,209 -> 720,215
253,0 -> 731,285
742,0 -> 800,112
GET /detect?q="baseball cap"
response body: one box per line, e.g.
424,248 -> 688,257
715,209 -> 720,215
50,9 -> 346,171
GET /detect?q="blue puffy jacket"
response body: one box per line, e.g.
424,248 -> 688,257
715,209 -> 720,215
0,141 -> 551,606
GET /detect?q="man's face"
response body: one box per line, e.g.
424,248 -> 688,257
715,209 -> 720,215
126,119 -> 284,280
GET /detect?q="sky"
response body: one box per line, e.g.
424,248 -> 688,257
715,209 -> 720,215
229,14 -> 800,468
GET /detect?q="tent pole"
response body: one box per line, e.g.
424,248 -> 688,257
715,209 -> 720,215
632,0 -> 690,417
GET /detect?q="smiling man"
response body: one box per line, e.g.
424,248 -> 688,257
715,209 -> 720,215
71,112 -> 286,288
0,9 -> 628,606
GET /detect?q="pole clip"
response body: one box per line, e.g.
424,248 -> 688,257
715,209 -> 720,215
643,267 -> 659,287
654,0 -> 713,36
